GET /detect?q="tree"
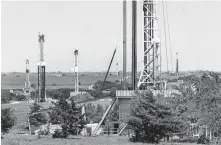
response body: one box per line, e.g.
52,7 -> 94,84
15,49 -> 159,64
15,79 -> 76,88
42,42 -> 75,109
85,103 -> 105,123
48,99 -> 85,138
1,89 -> 15,104
129,91 -> 184,143
16,95 -> 26,101
31,84 -> 36,89
172,72 -> 221,143
46,88 -> 74,100
29,103 -> 47,126
109,87 -> 118,98
1,108 -> 16,135
107,102 -> 119,122
93,80 -> 121,91
85,103 -> 96,123
93,104 -> 104,123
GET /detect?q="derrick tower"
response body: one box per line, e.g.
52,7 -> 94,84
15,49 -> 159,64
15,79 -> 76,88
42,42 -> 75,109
176,53 -> 179,76
37,33 -> 46,102
116,63 -> 119,76
138,0 -> 161,89
24,59 -> 31,93
74,49 -> 79,92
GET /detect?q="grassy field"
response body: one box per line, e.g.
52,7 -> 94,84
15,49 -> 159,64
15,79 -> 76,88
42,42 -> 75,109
1,99 -> 112,134
1,101 -> 53,134
1,73 -> 124,90
1,134 -> 199,145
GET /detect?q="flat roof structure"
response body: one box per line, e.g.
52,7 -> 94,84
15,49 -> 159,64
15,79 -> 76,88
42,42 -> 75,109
116,90 -> 136,121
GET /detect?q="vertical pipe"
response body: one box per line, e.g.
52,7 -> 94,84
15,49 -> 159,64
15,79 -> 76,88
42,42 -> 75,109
43,66 -> 46,101
28,116 -> 31,135
37,66 -> 40,102
176,53 -> 179,76
77,52 -> 79,92
153,43 -> 155,80
210,130 -> 212,140
37,34 -> 46,102
144,2 -> 148,78
132,0 -> 137,90
40,41 -> 44,62
123,0 -> 127,90
74,50 -> 79,92
26,60 -> 29,83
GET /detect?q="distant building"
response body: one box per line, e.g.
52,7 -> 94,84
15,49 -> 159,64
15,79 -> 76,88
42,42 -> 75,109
69,91 -> 94,103
13,91 -> 23,96
89,84 -> 95,90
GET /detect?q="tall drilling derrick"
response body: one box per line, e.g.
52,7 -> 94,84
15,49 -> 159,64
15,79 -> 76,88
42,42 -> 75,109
176,53 -> 179,76
116,63 -> 119,76
37,33 -> 46,102
25,59 -> 31,93
74,49 -> 79,92
138,0 -> 161,89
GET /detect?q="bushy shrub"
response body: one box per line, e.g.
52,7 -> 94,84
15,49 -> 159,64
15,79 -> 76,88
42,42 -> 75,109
49,99 -> 85,138
197,135 -> 210,144
52,125 -> 69,139
129,91 -> 185,143
1,108 -> 16,134
1,90 -> 14,104
17,95 -> 26,101
46,88 -> 73,100
29,103 -> 47,126
171,137 -> 198,143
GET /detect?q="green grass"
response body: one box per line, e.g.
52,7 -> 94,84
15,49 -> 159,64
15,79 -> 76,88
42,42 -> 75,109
1,99 -> 112,134
1,134 -> 199,145
1,101 -> 53,134
1,73 -> 123,90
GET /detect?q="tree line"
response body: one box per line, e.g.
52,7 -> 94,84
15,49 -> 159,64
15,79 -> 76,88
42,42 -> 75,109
2,72 -> 221,144
128,72 -> 221,144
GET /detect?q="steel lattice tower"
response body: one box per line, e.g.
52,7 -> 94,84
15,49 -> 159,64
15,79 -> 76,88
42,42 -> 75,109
37,33 -> 46,102
25,59 -> 31,93
74,49 -> 79,92
138,0 -> 161,89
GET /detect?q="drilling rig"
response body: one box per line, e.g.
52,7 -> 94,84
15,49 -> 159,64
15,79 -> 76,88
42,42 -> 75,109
37,33 -> 46,102
176,53 -> 179,76
116,63 -> 119,76
138,0 -> 162,90
74,49 -> 79,93
93,0 -> 169,136
24,59 -> 31,94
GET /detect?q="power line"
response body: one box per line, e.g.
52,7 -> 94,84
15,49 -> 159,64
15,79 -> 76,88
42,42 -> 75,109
165,1 -> 174,72
162,0 -> 169,74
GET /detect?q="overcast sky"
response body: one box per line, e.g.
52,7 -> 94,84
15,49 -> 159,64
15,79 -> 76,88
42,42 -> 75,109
1,1 -> 221,73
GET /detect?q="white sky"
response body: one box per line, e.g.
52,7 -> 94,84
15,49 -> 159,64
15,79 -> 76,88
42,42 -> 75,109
1,1 -> 221,72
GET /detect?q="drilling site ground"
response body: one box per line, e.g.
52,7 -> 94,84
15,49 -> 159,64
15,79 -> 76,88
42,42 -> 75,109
2,134 -> 199,145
